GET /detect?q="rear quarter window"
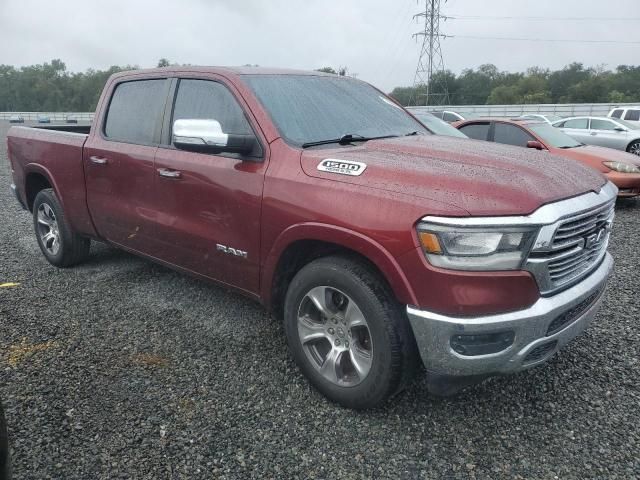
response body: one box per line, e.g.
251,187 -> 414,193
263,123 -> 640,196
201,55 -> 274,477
610,109 -> 623,119
104,79 -> 167,144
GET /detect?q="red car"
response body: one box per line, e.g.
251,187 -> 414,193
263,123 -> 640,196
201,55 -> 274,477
455,118 -> 640,197
8,68 -> 615,408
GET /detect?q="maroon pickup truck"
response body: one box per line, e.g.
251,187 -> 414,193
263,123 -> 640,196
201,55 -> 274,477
8,67 -> 616,408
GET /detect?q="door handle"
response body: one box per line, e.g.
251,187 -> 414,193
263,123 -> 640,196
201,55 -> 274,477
89,156 -> 108,165
157,168 -> 182,179
590,132 -> 598,136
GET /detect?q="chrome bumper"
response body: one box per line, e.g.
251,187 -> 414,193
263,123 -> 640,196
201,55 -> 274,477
407,252 -> 613,377
10,183 -> 26,210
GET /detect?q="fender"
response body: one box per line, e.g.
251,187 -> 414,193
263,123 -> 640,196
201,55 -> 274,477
261,222 -> 418,308
23,163 -> 62,211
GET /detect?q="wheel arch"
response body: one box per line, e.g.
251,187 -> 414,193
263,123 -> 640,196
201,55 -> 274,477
262,223 -> 417,319
626,138 -> 640,153
24,165 -> 59,212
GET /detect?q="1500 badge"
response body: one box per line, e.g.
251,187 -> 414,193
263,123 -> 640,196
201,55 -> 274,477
317,159 -> 367,176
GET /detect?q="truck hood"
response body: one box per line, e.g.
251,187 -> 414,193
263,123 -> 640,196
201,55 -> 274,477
300,135 -> 606,216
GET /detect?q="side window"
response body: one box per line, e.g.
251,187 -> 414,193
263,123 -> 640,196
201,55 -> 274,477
590,119 -> 617,131
493,123 -> 535,147
104,79 -> 167,144
624,109 -> 640,121
562,118 -> 589,129
172,79 -> 252,135
610,109 -> 623,119
459,123 -> 490,141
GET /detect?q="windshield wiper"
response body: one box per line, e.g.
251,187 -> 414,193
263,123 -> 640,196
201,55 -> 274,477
301,133 -> 399,148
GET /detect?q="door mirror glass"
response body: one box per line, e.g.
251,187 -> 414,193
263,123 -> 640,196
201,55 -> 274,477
173,119 -> 256,155
526,140 -> 545,150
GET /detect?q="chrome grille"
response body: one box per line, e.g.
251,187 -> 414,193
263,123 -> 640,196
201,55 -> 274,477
547,200 -> 614,288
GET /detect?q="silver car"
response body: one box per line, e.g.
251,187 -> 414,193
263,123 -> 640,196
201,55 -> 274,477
552,116 -> 640,156
517,114 -> 563,124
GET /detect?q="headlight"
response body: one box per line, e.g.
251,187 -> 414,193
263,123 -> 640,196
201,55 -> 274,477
417,223 -> 539,271
603,161 -> 640,174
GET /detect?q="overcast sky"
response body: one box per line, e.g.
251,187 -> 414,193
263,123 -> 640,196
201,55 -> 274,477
1,0 -> 638,91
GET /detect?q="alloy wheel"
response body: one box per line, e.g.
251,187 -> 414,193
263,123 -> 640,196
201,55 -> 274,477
36,203 -> 61,255
297,286 -> 373,387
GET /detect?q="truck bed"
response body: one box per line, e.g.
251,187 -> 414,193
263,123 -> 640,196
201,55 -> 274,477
7,125 -> 97,237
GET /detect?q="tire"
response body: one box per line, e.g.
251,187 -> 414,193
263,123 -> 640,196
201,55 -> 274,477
627,140 -> 640,156
32,188 -> 90,267
284,255 -> 418,409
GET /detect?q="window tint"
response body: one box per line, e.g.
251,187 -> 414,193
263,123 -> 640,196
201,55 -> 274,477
105,79 -> 167,144
443,112 -> 460,122
590,119 -> 617,131
172,79 -> 252,135
610,109 -> 623,119
624,109 -> 640,121
562,118 -> 589,129
493,123 -> 535,147
459,123 -> 490,141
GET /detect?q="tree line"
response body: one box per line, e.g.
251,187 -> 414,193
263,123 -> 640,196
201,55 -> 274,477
1,59 -> 639,112
391,63 -> 640,106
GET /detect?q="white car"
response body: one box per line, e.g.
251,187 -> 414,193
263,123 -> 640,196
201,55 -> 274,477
517,114 -> 563,124
552,116 -> 640,156
608,107 -> 640,126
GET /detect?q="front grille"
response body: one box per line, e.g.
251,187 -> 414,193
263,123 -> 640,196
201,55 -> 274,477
547,200 -> 614,288
546,286 -> 605,336
524,341 -> 557,364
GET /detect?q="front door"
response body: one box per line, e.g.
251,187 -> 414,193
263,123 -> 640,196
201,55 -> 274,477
85,78 -> 170,254
588,118 -> 627,149
152,78 -> 268,294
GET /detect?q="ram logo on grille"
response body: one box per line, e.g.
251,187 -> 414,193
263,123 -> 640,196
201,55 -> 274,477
584,228 -> 607,250
317,159 -> 367,176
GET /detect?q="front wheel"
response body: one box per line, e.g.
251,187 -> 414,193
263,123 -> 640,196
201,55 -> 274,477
284,255 -> 418,409
627,140 -> 640,156
32,189 -> 90,267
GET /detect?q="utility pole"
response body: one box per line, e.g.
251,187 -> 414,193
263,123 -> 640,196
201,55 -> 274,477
411,0 -> 450,106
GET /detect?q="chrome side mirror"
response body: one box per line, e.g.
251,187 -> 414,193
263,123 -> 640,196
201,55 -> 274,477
173,119 -> 256,155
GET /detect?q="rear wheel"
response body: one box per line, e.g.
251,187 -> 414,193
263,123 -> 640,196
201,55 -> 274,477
627,140 -> 640,156
33,189 -> 90,267
284,255 -> 418,409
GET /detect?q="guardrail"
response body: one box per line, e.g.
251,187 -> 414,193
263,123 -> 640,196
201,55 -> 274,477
0,112 -> 94,122
408,102 -> 640,119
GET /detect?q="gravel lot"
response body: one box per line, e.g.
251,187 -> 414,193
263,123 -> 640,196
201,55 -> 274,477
0,121 -> 639,479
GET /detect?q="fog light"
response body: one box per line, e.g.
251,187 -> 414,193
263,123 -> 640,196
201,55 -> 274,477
450,331 -> 515,356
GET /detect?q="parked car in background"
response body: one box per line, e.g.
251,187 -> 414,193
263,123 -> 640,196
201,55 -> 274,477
428,110 -> 465,123
66,115 -> 78,124
8,116 -> 23,124
412,111 -> 468,138
608,106 -> 640,125
552,116 -> 640,156
37,115 -> 51,124
456,118 -> 640,197
0,401 -> 9,480
516,114 -> 563,124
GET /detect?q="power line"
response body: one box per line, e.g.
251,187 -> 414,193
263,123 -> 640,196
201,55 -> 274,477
448,34 -> 640,45
446,14 -> 640,21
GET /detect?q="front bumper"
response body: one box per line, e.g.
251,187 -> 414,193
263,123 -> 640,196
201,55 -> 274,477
10,183 -> 26,210
606,172 -> 640,197
407,252 -> 613,377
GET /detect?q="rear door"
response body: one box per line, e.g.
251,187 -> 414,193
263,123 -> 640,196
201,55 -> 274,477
588,118 -> 627,149
151,77 -> 268,294
556,118 -> 591,144
84,77 -> 170,254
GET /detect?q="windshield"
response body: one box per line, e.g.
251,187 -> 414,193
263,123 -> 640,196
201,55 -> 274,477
529,123 -> 582,148
613,118 -> 639,130
415,113 -> 468,138
243,75 -> 428,146
545,115 -> 562,123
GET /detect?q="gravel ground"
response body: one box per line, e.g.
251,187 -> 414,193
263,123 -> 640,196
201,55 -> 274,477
0,121 -> 639,479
